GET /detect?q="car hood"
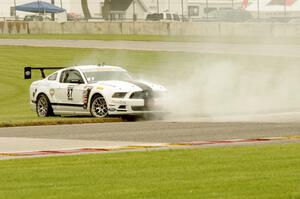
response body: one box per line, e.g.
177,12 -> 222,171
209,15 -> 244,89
94,80 -> 166,92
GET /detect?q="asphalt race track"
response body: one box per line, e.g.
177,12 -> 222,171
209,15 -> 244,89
0,120 -> 299,159
2,39 -> 300,57
1,121 -> 300,143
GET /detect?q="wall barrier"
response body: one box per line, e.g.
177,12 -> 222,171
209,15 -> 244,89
0,21 -> 28,34
2,21 -> 300,38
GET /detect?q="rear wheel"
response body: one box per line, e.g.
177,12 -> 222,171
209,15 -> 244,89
90,95 -> 108,118
36,94 -> 53,117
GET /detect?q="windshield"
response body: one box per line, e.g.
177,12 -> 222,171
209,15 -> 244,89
84,71 -> 132,83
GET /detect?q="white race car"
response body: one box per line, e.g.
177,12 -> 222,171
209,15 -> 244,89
26,65 -> 167,118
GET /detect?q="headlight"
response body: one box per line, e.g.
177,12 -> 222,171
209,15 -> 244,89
112,92 -> 127,98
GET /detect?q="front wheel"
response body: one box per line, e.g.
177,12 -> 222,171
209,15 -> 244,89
36,94 -> 53,117
90,95 -> 108,118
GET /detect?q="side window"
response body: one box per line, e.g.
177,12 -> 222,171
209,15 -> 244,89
173,14 -> 180,21
166,14 -> 172,20
60,70 -> 84,84
60,70 -> 68,83
159,13 -> 163,20
48,73 -> 57,81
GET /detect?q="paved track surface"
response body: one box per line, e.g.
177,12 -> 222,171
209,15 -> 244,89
2,39 -> 300,57
0,137 -> 142,153
1,121 -> 300,143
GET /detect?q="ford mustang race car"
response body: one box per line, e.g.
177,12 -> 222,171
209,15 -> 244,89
26,65 -> 167,118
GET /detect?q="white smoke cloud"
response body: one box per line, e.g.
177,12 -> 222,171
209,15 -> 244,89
162,61 -> 300,120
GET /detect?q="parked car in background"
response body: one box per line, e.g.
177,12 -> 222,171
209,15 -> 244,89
24,15 -> 51,21
267,17 -> 294,23
67,13 -> 85,21
181,15 -> 189,22
247,17 -> 300,23
146,12 -> 181,21
288,18 -> 300,24
200,9 -> 252,22
246,18 -> 271,23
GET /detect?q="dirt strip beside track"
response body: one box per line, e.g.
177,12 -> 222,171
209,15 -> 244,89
0,135 -> 299,160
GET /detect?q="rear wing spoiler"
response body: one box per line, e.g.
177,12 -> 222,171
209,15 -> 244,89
24,66 -> 65,79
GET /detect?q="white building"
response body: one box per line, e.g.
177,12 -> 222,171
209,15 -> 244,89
146,0 -> 187,14
186,0 -> 246,19
246,0 -> 300,17
101,0 -> 148,20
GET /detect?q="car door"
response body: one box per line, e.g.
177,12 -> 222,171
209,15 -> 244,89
56,69 -> 86,111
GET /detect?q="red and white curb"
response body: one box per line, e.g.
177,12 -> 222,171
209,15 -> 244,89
0,135 -> 299,159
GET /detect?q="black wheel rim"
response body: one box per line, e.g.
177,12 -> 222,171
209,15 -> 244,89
91,97 -> 108,117
37,96 -> 48,117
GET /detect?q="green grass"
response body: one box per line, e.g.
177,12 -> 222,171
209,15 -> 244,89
0,34 -> 191,42
1,45 -> 300,125
0,144 -> 299,199
2,34 -> 300,44
0,117 -> 122,128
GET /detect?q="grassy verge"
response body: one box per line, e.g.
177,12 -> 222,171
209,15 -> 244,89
0,34 -> 191,42
1,34 -> 300,44
0,117 -> 122,128
0,144 -> 299,199
1,45 -> 300,126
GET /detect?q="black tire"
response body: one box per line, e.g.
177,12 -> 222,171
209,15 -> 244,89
121,115 -> 141,122
36,94 -> 53,117
90,95 -> 108,118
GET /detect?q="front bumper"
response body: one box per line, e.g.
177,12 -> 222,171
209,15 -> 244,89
107,98 -> 167,115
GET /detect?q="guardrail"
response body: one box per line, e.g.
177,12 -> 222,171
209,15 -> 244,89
1,21 -> 300,38
0,21 -> 28,34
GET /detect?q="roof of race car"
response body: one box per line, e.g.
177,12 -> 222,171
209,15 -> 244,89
73,65 -> 127,72
44,65 -> 127,80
